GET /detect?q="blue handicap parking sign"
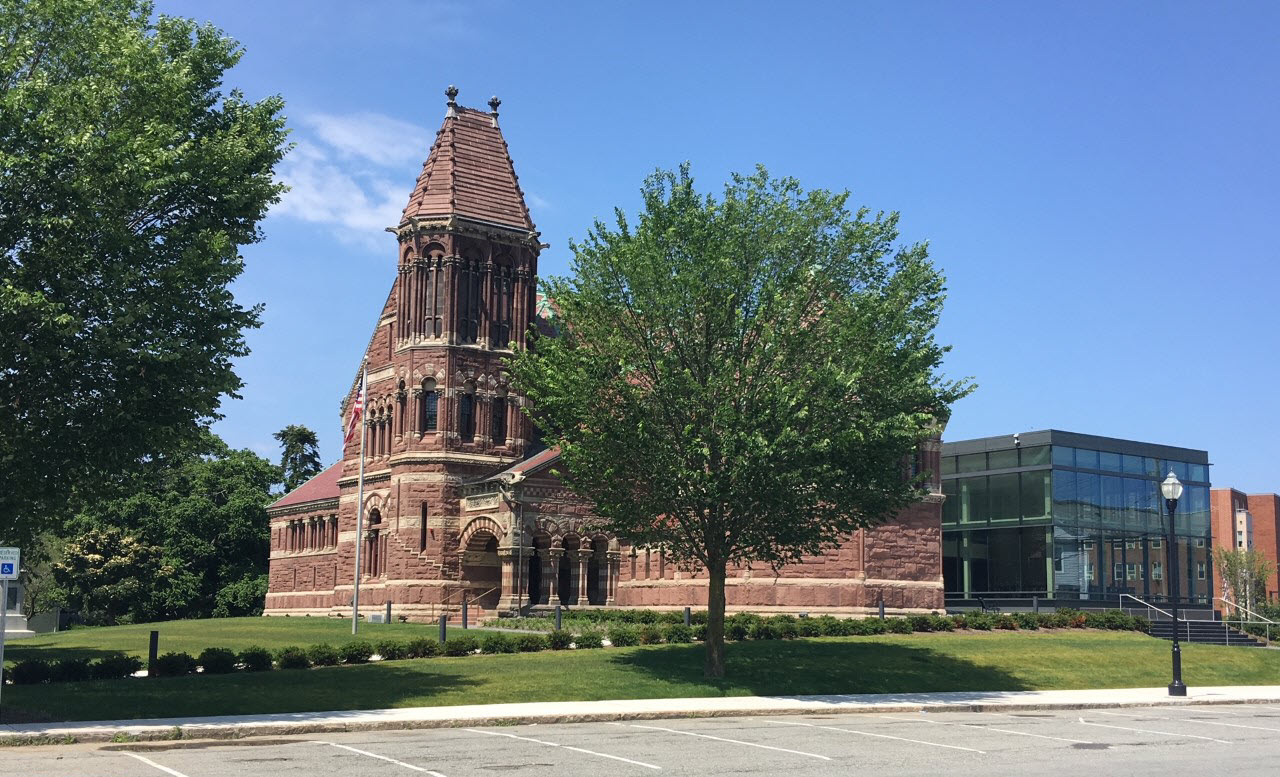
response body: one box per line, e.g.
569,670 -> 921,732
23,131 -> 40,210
0,563 -> 12,575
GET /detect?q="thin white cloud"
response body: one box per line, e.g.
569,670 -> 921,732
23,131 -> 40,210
527,192 -> 552,211
301,112 -> 430,168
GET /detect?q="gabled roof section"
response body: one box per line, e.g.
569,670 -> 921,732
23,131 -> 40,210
401,88 -> 535,232
473,446 -> 562,486
269,461 -> 343,511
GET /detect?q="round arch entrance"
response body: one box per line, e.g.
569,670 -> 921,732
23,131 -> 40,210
461,531 -> 501,609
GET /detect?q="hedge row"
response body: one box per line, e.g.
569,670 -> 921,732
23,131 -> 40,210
4,609 -> 1150,685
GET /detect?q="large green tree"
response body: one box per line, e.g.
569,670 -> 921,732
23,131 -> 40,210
56,433 -> 278,623
0,0 -> 288,549
510,166 -> 971,677
274,424 -> 323,492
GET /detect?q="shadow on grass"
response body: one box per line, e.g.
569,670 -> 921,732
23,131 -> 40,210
608,638 -> 1031,698
4,644 -> 134,663
2,663 -> 482,724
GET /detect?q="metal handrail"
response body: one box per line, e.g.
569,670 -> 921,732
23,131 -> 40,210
1119,593 -> 1173,621
1215,597 -> 1277,624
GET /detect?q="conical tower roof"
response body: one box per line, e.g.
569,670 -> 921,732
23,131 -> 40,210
400,87 -> 535,232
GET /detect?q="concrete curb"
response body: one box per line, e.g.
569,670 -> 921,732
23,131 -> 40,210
5,688 -> 1280,747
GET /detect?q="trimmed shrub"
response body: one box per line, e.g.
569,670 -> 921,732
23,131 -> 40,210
966,613 -> 994,631
796,617 -> 822,637
480,633 -> 517,654
907,615 -> 933,632
339,640 -> 375,664
548,629 -> 574,650
51,657 -> 92,683
1035,613 -> 1057,629
748,621 -> 780,640
90,654 -> 143,680
1014,613 -> 1040,631
375,640 -> 409,660
443,634 -> 480,656
928,615 -> 955,632
307,643 -> 341,667
1055,608 -> 1087,628
575,631 -> 604,649
608,625 -> 640,647
276,646 -> 311,670
197,647 -> 238,674
994,614 -> 1019,630
1132,615 -> 1151,634
769,615 -> 800,639
886,617 -> 914,634
725,618 -> 751,641
637,624 -> 664,645
240,645 -> 273,672
693,623 -> 708,641
153,652 -> 196,677
662,623 -> 694,643
10,659 -> 52,685
405,638 -> 441,659
815,615 -> 846,636
515,633 -> 549,652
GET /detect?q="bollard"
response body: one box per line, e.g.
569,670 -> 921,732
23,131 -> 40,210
148,630 -> 159,677
878,596 -> 886,620
683,606 -> 691,627
1032,596 -> 1039,614
555,604 -> 563,631
462,592 -> 469,630
385,601 -> 392,623
439,614 -> 447,644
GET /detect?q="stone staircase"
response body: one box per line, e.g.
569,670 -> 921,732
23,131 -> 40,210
1147,618 -> 1270,648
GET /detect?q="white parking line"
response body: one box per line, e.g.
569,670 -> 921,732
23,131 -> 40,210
1160,706 -> 1238,715
1198,720 -> 1280,733
1076,717 -> 1233,744
117,752 -> 193,777
623,722 -> 832,760
765,718 -> 985,754
466,727 -> 661,770
316,741 -> 449,776
878,714 -> 1093,745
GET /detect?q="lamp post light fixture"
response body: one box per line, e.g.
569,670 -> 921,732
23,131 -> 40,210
1160,471 -> 1187,697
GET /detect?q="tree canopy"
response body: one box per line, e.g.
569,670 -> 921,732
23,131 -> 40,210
509,165 -> 971,677
0,0 -> 288,549
274,424 -> 323,492
54,433 -> 278,623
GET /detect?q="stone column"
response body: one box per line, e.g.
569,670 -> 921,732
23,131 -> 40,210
496,548 -> 518,610
606,551 -> 621,605
547,548 -> 563,604
577,550 -> 590,605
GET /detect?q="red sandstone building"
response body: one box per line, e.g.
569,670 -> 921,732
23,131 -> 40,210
1210,488 -> 1280,603
264,88 -> 945,620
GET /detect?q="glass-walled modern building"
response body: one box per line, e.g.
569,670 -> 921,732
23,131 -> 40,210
941,430 -> 1211,606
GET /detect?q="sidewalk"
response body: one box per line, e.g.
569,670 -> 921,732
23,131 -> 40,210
3,685 -> 1279,744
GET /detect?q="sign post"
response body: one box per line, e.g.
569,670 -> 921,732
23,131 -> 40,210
0,546 -> 20,716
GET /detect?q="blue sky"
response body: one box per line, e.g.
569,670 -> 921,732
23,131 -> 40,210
157,1 -> 1279,492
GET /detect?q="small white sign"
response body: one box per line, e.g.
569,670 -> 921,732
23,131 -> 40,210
0,547 -> 18,580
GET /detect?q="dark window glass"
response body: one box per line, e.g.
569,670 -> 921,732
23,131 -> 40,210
941,456 -> 957,475
422,391 -> 438,431
1021,526 -> 1048,594
459,394 -> 474,441
1021,446 -> 1050,467
1053,469 -> 1078,525
1101,475 -> 1124,528
1188,464 -> 1208,483
1077,472 -> 1102,525
942,480 -> 959,525
492,396 -> 507,446
1052,446 -> 1075,467
942,534 -> 961,594
1099,451 -> 1122,472
962,477 -> 989,525
988,449 -> 1018,470
957,453 -> 986,473
1075,448 -> 1099,470
1121,454 -> 1145,475
987,528 -> 1023,592
419,503 -> 428,552
1020,470 -> 1050,522
1170,460 -> 1190,482
989,473 -> 1020,523
968,530 -> 989,593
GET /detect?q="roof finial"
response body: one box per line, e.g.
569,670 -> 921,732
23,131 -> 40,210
488,95 -> 501,127
445,85 -> 458,118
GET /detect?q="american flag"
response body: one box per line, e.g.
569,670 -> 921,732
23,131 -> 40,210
344,372 -> 365,444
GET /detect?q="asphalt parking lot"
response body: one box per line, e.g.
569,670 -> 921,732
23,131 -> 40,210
9,704 -> 1280,776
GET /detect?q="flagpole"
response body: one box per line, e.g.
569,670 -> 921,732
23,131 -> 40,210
352,361 -> 367,635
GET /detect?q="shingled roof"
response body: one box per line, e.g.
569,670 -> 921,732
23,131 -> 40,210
400,88 -> 535,232
268,461 -> 343,511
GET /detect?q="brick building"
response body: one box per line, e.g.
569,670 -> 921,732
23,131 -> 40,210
1210,488 -> 1280,603
264,88 -> 945,620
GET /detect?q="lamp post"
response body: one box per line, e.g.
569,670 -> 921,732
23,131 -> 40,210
1161,471 -> 1186,697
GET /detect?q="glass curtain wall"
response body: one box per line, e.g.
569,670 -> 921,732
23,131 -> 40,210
942,444 -> 1211,604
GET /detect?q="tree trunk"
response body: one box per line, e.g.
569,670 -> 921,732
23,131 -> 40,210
704,559 -> 727,678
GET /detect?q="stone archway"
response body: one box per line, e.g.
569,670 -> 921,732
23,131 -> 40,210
461,531 -> 502,609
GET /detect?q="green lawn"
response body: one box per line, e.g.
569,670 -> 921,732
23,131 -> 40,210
3,617 -> 491,663
4,631 -> 1278,723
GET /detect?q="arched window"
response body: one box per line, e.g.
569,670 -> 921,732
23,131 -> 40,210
419,503 -> 428,552
490,260 -> 514,348
491,392 -> 507,446
458,253 -> 482,343
458,388 -> 475,442
423,245 -> 445,338
420,379 -> 438,432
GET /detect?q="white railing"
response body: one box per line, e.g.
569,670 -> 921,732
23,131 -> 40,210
1215,598 -> 1275,644
1119,593 -> 1173,621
